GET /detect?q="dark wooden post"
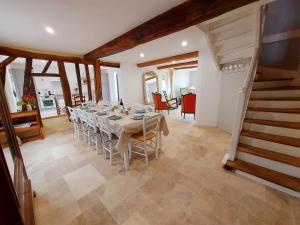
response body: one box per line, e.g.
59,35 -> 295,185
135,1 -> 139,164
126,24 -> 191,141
0,65 -> 6,86
41,60 -> 52,74
0,56 -> 16,86
75,63 -> 83,102
84,64 -> 92,101
0,77 -> 35,225
93,60 -> 102,102
57,61 -> 72,116
30,77 -> 43,126
23,58 -> 32,96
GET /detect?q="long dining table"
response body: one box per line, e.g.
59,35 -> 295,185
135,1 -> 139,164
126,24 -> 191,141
79,105 -> 169,169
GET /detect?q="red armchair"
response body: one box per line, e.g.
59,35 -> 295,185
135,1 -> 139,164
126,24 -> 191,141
152,93 -> 169,113
181,93 -> 196,119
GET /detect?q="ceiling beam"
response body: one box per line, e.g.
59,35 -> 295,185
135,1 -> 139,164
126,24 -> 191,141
84,0 -> 258,60
0,56 -> 16,67
137,51 -> 198,68
41,60 -> 52,74
157,60 -> 198,70
0,46 -> 120,67
174,66 -> 198,70
99,60 -> 120,68
0,46 -> 92,64
31,73 -> 60,77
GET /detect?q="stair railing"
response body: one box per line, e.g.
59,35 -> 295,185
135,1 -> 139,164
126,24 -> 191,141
228,49 -> 259,160
227,5 -> 266,161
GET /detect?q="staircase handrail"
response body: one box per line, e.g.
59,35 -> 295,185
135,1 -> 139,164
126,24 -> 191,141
228,49 -> 259,160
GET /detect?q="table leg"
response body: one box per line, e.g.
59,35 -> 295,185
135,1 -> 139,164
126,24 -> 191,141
159,131 -> 162,151
124,151 -> 129,170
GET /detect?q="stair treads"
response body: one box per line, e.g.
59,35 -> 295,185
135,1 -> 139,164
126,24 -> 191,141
244,118 -> 300,129
225,160 -> 300,192
238,143 -> 300,167
253,86 -> 300,91
254,78 -> 294,82
240,130 -> 300,147
248,107 -> 300,114
250,97 -> 300,101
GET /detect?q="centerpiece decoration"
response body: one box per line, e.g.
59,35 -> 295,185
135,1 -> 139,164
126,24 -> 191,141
17,95 -> 37,112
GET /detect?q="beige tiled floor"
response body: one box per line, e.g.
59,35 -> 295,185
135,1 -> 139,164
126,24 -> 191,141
16,110 -> 300,225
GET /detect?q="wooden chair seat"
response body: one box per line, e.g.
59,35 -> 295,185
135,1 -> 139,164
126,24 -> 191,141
131,131 -> 156,141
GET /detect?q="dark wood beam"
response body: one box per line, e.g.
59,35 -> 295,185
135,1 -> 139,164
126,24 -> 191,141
75,63 -> 83,102
137,51 -> 199,67
84,64 -> 92,101
31,73 -> 60,77
174,65 -> 198,70
41,60 -> 52,74
100,60 -> 120,68
0,65 -> 6,86
0,56 -> 16,67
157,60 -> 198,70
0,46 -> 92,64
23,58 -> 32,96
84,0 -> 258,59
58,61 -> 72,116
94,60 -> 102,102
0,46 -> 121,66
29,76 -> 43,126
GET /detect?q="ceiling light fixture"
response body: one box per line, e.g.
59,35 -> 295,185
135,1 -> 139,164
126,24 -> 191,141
181,40 -> 188,47
45,26 -> 54,34
172,60 -> 176,64
140,53 -> 145,58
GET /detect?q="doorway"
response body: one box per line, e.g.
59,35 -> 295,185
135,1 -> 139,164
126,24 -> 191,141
32,76 -> 66,118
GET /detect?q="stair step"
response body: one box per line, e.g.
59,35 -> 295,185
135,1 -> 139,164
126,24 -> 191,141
244,118 -> 300,129
225,159 -> 300,192
238,143 -> 300,168
248,107 -> 300,114
240,130 -> 300,148
254,78 -> 294,82
250,97 -> 300,101
253,86 -> 300,91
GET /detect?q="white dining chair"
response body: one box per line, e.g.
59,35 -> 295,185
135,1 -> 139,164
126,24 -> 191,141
67,106 -> 81,140
77,109 -> 90,143
95,116 -> 119,165
128,114 -> 161,166
86,112 -> 101,152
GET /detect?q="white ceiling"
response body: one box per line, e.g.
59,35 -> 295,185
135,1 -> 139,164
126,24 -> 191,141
0,0 -> 184,56
103,26 -> 203,64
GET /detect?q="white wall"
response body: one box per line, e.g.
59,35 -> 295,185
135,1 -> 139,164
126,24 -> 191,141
189,71 -> 197,88
195,31 -> 222,126
4,68 -> 18,112
118,63 -> 143,104
172,69 -> 191,98
107,70 -> 119,103
218,70 -> 248,133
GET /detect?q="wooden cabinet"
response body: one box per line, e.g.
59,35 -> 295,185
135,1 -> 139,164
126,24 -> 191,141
0,110 -> 43,146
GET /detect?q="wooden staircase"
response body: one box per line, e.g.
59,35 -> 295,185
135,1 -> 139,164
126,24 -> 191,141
226,75 -> 300,192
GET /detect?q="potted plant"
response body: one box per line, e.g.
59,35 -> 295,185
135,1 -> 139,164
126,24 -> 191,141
22,95 -> 37,111
16,101 -> 26,112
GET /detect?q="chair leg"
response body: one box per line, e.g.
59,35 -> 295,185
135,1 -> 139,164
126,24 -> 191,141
96,136 -> 99,154
109,141 -> 112,165
144,143 -> 148,166
128,141 -> 132,160
88,130 -> 91,146
155,136 -> 159,159
124,151 -> 129,170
